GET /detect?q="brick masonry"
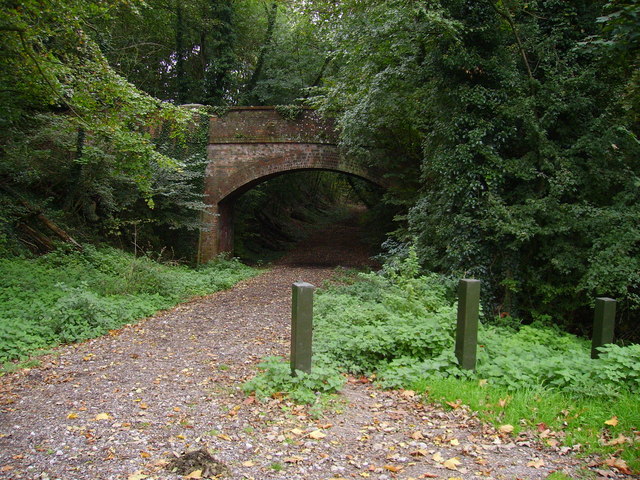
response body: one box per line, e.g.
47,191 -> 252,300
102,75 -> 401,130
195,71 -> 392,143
198,107 -> 387,263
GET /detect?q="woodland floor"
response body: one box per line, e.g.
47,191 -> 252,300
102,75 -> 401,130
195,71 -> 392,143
0,218 -> 616,480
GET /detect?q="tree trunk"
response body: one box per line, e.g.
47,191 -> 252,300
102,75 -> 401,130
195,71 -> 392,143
243,1 -> 278,104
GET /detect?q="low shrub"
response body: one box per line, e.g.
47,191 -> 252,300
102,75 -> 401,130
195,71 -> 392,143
0,247 -> 256,365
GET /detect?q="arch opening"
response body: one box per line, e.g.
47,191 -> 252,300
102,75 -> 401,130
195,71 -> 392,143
205,168 -> 385,262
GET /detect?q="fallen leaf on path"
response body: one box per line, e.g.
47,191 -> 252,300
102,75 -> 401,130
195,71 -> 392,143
605,457 -> 632,475
185,469 -> 202,479
499,424 -> 514,434
401,390 -> 415,398
94,413 -> 111,421
216,433 -> 232,441
410,449 -> 429,457
383,465 -> 403,473
308,430 -> 326,440
242,461 -> 255,467
127,472 -> 148,480
411,431 -> 424,440
67,412 -> 78,419
284,456 -> 304,463
432,452 -> 445,463
443,457 -> 461,470
527,458 -> 545,468
446,400 -> 462,409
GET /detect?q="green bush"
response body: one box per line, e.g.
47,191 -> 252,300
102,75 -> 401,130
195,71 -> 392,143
0,247 -> 256,365
307,254 -> 640,397
242,356 -> 345,404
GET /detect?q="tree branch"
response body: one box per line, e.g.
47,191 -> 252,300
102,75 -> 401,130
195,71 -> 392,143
488,0 -> 534,82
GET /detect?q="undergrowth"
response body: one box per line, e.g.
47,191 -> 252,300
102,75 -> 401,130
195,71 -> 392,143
243,249 -> 640,472
0,245 -> 256,367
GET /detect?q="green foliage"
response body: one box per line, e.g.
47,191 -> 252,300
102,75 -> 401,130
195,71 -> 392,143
0,246 -> 255,365
274,105 -> 304,121
310,0 -> 640,337
241,356 -> 345,404
310,256 -> 640,398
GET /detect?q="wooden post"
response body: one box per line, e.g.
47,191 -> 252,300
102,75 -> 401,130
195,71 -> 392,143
291,282 -> 315,375
455,279 -> 481,370
591,297 -> 616,359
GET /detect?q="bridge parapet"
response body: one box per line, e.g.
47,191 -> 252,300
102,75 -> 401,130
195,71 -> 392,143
209,106 -> 338,145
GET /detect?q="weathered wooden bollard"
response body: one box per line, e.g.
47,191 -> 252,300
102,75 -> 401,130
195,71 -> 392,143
291,282 -> 315,375
455,279 -> 481,370
591,297 -> 616,359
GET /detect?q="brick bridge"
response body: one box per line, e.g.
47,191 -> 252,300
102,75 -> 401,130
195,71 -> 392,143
197,106 -> 387,263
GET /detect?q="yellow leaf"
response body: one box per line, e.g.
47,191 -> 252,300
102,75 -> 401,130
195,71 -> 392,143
217,433 -> 232,441
450,438 -> 460,446
411,431 -> 424,440
242,461 -> 255,467
443,457 -> 461,470
290,428 -> 305,436
498,424 -> 514,434
67,412 -> 78,419
185,469 -> 202,479
410,449 -> 429,457
308,430 -> 326,440
401,390 -> 416,398
359,473 -> 371,478
478,379 -> 488,387
176,434 -> 186,440
432,452 -> 445,463
526,458 -> 545,469
604,416 -> 619,427
139,403 -> 148,410
140,452 -> 151,458
383,465 -> 403,473
94,413 -> 111,421
127,472 -> 148,480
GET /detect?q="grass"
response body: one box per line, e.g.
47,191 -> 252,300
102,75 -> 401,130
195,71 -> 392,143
0,245 -> 257,370
415,377 -> 640,473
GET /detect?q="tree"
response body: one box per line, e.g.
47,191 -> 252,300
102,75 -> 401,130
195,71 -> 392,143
310,0 -> 640,335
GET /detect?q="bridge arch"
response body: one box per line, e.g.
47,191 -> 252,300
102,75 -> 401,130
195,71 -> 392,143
198,107 -> 386,263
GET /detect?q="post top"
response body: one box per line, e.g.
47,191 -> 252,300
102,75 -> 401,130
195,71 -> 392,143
595,297 -> 616,302
293,281 -> 315,289
460,278 -> 481,284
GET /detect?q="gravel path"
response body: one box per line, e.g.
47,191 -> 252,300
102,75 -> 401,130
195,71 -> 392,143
0,220 -> 606,480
